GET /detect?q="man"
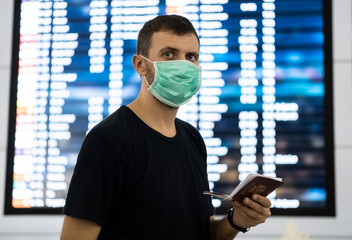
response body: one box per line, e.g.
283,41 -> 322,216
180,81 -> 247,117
61,15 -> 271,240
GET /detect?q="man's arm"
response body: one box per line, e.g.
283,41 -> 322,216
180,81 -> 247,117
209,216 -> 239,240
60,215 -> 102,240
209,194 -> 271,240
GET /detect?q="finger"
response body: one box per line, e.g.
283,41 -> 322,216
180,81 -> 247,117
243,197 -> 271,217
232,202 -> 257,228
233,201 -> 266,227
251,194 -> 272,208
234,201 -> 268,223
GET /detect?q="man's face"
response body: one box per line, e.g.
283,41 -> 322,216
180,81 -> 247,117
144,31 -> 200,84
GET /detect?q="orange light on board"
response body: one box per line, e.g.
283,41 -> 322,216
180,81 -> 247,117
12,199 -> 30,208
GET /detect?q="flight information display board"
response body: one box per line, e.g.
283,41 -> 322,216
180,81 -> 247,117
5,0 -> 334,216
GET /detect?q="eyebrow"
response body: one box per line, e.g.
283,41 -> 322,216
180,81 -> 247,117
158,46 -> 199,57
159,46 -> 178,53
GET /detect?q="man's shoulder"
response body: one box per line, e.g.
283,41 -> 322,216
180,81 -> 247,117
176,118 -> 204,144
86,105 -> 135,140
176,117 -> 197,131
176,118 -> 200,135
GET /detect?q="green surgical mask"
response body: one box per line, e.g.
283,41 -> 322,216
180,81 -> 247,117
141,55 -> 202,108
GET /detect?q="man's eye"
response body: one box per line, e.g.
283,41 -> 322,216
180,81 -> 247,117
187,55 -> 197,61
164,52 -> 173,57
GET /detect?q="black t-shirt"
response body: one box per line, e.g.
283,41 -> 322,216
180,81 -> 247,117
63,105 -> 214,240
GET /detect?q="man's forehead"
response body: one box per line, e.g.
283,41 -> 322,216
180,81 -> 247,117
149,31 -> 199,53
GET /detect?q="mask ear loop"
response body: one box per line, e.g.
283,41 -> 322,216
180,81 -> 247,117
143,75 -> 151,87
139,55 -> 154,87
140,55 -> 153,63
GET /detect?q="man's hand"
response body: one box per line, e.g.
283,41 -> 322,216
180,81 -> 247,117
209,195 -> 271,240
60,215 -> 101,240
232,194 -> 272,229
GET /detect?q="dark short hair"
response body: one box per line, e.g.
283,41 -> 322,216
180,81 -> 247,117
137,15 -> 199,57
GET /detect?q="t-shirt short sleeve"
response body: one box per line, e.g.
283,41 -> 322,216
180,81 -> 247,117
62,133 -> 126,226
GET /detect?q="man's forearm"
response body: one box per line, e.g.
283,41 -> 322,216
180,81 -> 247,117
209,217 -> 239,240
209,194 -> 272,239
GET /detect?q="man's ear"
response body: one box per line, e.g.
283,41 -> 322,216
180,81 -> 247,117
132,54 -> 147,76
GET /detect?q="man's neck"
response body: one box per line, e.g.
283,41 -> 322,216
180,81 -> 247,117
127,92 -> 178,138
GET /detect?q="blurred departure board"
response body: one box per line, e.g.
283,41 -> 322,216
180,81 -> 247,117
5,0 -> 334,216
